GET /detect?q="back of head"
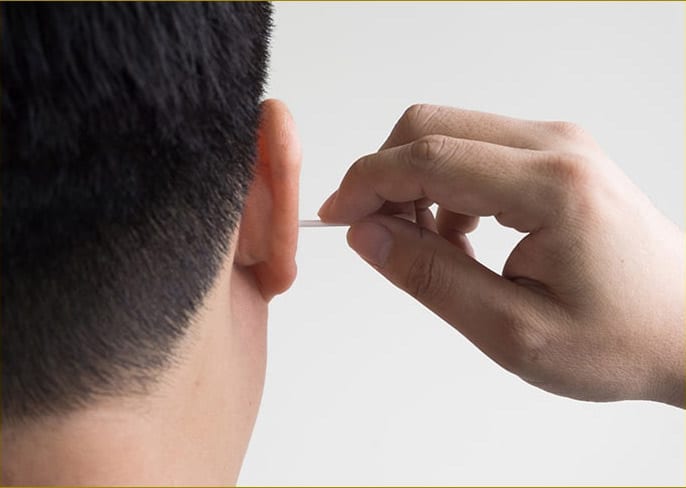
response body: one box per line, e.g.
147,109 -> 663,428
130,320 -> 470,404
1,2 -> 273,423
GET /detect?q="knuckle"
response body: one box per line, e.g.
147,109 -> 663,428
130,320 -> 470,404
402,103 -> 428,123
342,153 -> 378,195
349,153 -> 374,176
489,300 -> 551,374
401,103 -> 440,132
534,152 -> 596,221
552,152 -> 592,189
404,241 -> 444,302
544,120 -> 589,142
513,325 -> 550,372
410,134 -> 448,163
539,152 -> 592,191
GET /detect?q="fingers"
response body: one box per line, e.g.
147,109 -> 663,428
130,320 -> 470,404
377,198 -> 435,230
319,135 -> 558,233
436,207 -> 478,257
321,105 -> 601,234
436,206 -> 479,234
346,215 -> 533,369
379,104 -> 555,151
415,203 -> 437,232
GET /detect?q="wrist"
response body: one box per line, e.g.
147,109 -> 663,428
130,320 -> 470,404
656,357 -> 685,408
663,335 -> 685,408
649,229 -> 685,408
647,310 -> 685,408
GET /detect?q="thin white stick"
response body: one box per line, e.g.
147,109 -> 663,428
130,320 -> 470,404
299,219 -> 347,227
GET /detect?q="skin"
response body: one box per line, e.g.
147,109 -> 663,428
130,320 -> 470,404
1,99 -> 303,486
3,101 -> 682,484
319,104 -> 685,408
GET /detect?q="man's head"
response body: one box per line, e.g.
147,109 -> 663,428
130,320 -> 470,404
1,3 -> 300,484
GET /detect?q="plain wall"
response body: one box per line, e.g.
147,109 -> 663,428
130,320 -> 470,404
239,2 -> 685,485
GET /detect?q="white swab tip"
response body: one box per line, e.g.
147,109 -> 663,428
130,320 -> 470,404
299,219 -> 347,227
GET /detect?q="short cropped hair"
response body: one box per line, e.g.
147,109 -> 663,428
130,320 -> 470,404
1,2 -> 273,421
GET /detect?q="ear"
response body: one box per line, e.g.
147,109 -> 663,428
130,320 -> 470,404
235,99 -> 301,301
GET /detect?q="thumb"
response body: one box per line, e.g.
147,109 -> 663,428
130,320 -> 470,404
347,215 -> 528,367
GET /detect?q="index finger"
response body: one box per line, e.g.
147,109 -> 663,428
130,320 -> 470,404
379,104 -> 554,151
319,135 -> 560,233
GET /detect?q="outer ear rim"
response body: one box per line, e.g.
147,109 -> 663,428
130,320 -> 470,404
234,99 -> 301,301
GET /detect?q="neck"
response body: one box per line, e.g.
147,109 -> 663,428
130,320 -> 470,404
2,397 -> 241,485
2,259 -> 267,486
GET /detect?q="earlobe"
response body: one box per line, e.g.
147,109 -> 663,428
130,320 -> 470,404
235,99 -> 301,300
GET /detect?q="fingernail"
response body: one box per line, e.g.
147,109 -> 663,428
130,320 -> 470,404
347,222 -> 392,268
317,190 -> 338,218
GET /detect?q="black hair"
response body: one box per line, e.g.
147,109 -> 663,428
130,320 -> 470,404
1,2 -> 273,421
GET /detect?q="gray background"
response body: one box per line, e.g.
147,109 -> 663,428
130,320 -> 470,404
239,2 -> 685,485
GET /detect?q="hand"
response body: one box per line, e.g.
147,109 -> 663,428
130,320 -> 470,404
319,104 -> 685,408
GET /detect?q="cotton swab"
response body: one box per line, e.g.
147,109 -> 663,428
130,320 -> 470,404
298,219 -> 347,227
